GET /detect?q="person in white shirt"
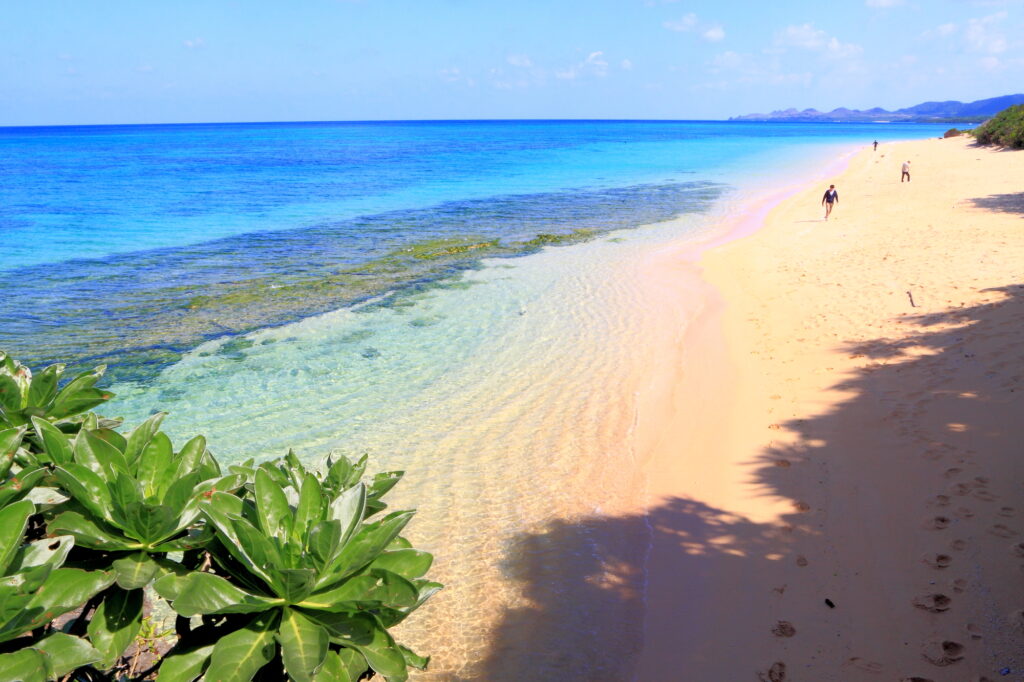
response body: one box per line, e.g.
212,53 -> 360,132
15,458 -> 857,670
901,160 -> 911,182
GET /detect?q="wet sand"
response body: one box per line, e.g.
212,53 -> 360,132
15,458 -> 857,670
637,135 -> 1024,680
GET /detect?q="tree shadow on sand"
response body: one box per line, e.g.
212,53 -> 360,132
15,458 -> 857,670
458,283 -> 1024,681
450,497 -> 801,681
967,192 -> 1024,217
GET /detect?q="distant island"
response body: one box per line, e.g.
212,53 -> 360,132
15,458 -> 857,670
730,93 -> 1024,123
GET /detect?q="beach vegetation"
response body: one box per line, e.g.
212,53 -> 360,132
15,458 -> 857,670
943,128 -> 962,138
0,351 -> 439,681
972,104 -> 1024,149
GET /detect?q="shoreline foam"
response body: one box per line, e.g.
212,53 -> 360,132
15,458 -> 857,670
636,136 -> 1023,680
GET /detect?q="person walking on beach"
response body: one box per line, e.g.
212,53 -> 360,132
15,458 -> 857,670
873,140 -> 878,151
822,184 -> 838,220
901,160 -> 911,182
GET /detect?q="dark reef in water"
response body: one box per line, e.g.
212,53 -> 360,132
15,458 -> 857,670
0,181 -> 725,384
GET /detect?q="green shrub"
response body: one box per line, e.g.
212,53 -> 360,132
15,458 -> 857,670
943,128 -> 962,138
972,104 -> 1024,149
0,351 -> 439,681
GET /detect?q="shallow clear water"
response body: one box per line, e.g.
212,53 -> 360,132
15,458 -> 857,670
0,119 -> 948,679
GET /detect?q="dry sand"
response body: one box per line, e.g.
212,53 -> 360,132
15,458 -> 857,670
637,136 -> 1024,681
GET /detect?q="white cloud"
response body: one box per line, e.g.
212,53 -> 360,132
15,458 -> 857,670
965,12 -> 1008,53
774,24 -> 862,61
620,58 -> 634,70
663,13 -> 698,32
705,21 -> 867,93
712,51 -> 744,69
488,65 -> 535,90
506,54 -> 533,68
586,51 -> 608,74
776,23 -> 827,49
439,67 -> 463,82
556,51 -> 610,80
920,21 -> 958,39
825,37 -> 863,59
183,38 -> 206,49
703,26 -> 726,42
664,13 -> 726,43
706,50 -> 813,89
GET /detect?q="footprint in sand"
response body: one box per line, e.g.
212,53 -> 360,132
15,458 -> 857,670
973,476 -> 990,486
965,623 -> 983,640
928,494 -> 951,508
846,657 -> 883,673
990,524 -> 1017,538
921,640 -> 964,666
922,553 -> 952,569
955,507 -> 975,519
912,593 -> 952,613
926,516 -> 952,530
771,621 -> 796,637
792,501 -> 811,513
773,459 -> 791,468
951,578 -> 967,593
795,555 -> 809,567
949,483 -> 971,496
1012,542 -> 1024,557
757,661 -> 786,682
950,539 -> 968,551
974,490 -> 998,502
998,506 -> 1015,517
1010,609 -> 1024,632
944,467 -> 964,478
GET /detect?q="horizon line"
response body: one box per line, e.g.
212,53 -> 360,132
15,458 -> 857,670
0,116 -> 955,131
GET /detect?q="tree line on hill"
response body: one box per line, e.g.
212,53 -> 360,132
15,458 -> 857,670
730,93 -> 1024,124
971,104 -> 1024,149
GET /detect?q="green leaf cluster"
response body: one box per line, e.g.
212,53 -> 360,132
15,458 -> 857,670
972,104 -> 1024,149
0,352 -> 440,681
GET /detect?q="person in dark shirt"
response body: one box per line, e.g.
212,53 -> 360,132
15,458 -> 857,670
822,184 -> 838,220
873,140 -> 878,151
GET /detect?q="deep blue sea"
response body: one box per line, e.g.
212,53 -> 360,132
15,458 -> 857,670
0,119 -> 947,383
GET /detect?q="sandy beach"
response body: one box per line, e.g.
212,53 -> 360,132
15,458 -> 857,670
637,135 -> 1024,681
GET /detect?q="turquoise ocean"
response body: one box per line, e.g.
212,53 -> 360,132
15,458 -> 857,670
0,120 -> 947,678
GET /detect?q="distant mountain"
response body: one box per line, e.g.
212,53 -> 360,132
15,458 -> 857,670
730,94 -> 1024,123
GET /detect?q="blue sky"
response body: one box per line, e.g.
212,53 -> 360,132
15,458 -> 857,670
2,0 -> 1021,125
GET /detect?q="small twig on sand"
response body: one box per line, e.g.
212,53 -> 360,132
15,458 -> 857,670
906,290 -> 917,308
